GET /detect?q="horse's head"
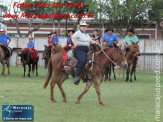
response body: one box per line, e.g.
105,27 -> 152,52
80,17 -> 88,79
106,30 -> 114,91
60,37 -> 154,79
17,51 -> 29,63
43,45 -> 51,60
112,42 -> 128,68
130,41 -> 140,56
51,44 -> 64,56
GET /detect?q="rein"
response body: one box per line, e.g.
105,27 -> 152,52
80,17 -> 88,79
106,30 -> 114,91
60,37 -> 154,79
98,44 -> 117,66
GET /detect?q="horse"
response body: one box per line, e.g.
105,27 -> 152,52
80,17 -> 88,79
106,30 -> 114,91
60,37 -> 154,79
42,45 -> 52,68
125,42 -> 140,82
18,50 -> 38,77
104,62 -> 117,81
43,42 -> 127,106
0,45 -> 12,76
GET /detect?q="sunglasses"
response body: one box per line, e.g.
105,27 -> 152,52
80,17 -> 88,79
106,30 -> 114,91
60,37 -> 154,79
81,25 -> 87,27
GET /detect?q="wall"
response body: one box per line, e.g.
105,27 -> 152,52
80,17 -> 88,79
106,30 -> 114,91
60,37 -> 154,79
1,37 -> 163,71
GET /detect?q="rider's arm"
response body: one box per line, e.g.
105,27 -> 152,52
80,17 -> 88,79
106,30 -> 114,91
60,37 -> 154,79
7,35 -> 11,46
71,36 -> 77,49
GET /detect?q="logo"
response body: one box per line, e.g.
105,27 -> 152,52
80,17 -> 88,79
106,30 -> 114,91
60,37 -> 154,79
2,105 -> 33,121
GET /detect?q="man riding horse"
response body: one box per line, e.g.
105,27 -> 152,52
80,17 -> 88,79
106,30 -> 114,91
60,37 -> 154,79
102,28 -> 119,81
0,28 -> 12,75
123,28 -> 140,82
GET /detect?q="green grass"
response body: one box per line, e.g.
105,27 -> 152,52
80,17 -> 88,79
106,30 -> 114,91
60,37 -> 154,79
0,67 -> 162,122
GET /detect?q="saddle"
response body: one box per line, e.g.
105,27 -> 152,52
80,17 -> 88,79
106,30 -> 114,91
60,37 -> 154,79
0,45 -> 12,58
21,48 -> 39,62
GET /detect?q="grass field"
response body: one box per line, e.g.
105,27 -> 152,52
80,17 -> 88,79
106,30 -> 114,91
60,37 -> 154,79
0,67 -> 162,122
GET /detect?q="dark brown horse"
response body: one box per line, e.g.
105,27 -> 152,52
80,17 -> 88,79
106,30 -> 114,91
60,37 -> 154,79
43,43 -> 127,106
125,42 -> 140,82
18,50 -> 38,77
0,46 -> 11,76
42,45 -> 52,68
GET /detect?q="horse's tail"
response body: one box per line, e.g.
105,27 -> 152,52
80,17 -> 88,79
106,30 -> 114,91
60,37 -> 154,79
44,58 -> 52,89
32,63 -> 35,73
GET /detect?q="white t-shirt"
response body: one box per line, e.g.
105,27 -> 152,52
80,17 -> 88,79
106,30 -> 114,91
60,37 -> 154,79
72,30 -> 92,47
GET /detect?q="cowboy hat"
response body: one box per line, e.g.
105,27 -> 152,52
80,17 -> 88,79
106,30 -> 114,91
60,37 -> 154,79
0,28 -> 6,32
79,21 -> 88,26
106,28 -> 114,32
128,28 -> 135,33
68,30 -> 75,33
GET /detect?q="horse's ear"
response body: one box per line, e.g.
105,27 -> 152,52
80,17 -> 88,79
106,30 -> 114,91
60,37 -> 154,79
44,45 -> 48,48
136,41 -> 139,44
119,44 -> 122,48
132,41 -> 134,45
113,42 -> 117,48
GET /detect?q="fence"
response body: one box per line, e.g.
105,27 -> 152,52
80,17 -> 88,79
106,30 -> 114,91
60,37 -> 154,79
1,37 -> 163,71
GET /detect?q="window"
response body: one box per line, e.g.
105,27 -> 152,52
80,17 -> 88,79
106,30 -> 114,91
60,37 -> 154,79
137,34 -> 150,39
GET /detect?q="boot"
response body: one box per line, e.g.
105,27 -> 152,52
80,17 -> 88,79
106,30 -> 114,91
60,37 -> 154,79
74,76 -> 80,85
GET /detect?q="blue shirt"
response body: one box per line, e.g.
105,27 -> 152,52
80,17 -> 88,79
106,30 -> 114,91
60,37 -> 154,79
0,34 -> 11,45
27,42 -> 34,48
67,36 -> 74,46
51,36 -> 59,43
102,33 -> 118,47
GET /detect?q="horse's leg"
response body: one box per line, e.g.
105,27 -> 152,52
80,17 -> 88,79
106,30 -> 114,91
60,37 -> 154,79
7,61 -> 10,75
130,64 -> 134,82
108,64 -> 111,81
126,65 -> 130,82
27,64 -> 31,77
104,67 -> 109,81
92,77 -> 105,106
23,63 -> 26,77
1,60 -> 5,76
113,65 -> 116,79
57,74 -> 68,102
36,62 -> 38,76
76,81 -> 92,104
134,68 -> 136,80
50,72 -> 58,103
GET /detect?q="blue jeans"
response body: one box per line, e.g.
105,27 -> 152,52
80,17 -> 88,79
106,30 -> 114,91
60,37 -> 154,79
73,46 -> 89,77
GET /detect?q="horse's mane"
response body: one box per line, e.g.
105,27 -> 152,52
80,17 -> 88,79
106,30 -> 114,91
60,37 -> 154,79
95,47 -> 111,57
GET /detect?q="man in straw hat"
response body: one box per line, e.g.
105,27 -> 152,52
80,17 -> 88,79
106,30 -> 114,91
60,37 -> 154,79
0,28 -> 12,58
71,21 -> 98,85
0,28 -> 11,46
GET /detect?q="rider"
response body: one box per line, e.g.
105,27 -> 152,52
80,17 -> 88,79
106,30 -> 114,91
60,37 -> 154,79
92,29 -> 100,44
48,32 -> 53,47
71,21 -> 98,85
123,28 -> 138,52
51,31 -> 59,45
67,30 -> 74,47
102,28 -> 118,48
0,28 -> 11,46
0,28 -> 12,57
27,37 -> 38,62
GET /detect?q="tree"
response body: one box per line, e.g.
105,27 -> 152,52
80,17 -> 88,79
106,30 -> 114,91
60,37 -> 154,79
148,0 -> 163,39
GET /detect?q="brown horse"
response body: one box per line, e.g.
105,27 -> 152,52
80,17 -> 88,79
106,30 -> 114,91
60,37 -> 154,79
43,43 -> 127,106
0,46 -> 11,76
125,42 -> 140,82
42,45 -> 52,68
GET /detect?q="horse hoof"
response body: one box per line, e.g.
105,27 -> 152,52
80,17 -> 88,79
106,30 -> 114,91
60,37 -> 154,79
100,102 -> 106,106
51,99 -> 56,103
63,99 -> 67,102
75,101 -> 80,104
130,80 -> 132,82
134,77 -> 136,80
